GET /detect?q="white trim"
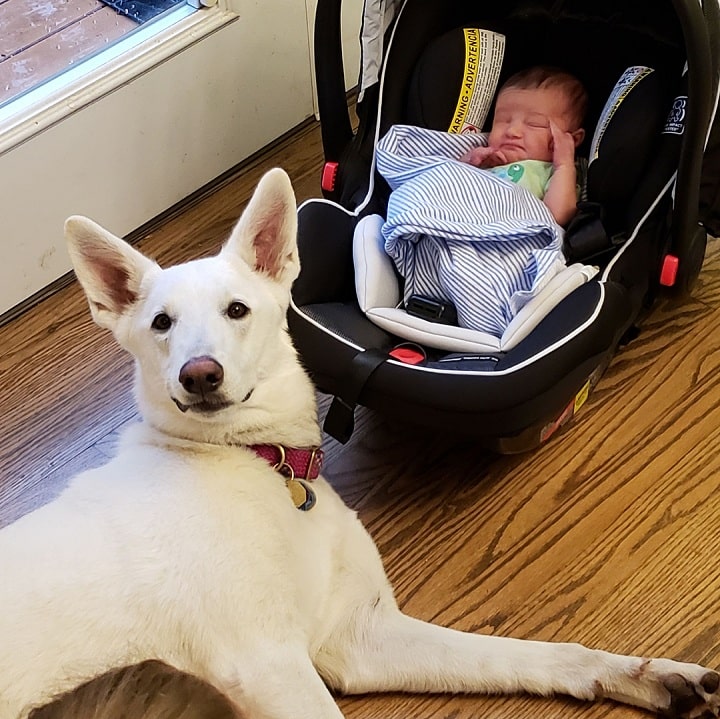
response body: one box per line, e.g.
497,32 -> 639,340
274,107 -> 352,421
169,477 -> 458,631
297,196 -> 359,215
601,174 -> 676,282
0,5 -> 238,157
706,19 -> 720,151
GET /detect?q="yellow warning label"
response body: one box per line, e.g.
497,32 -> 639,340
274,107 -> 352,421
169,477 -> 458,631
574,381 -> 590,414
447,29 -> 505,135
449,29 -> 480,134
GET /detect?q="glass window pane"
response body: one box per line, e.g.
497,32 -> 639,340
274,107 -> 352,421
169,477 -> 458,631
0,0 -> 187,107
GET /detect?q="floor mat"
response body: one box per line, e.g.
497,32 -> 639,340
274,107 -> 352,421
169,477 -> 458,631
99,0 -> 185,25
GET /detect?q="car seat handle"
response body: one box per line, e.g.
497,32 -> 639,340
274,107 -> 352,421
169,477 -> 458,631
670,0 -> 714,291
314,0 -> 354,164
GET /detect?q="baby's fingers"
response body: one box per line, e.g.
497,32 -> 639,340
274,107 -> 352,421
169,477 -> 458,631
460,146 -> 493,165
550,121 -> 576,164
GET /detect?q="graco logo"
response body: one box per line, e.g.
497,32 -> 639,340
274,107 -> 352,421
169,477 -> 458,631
664,96 -> 687,134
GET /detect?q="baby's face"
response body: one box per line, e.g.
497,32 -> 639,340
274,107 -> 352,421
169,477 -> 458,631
487,86 -> 577,163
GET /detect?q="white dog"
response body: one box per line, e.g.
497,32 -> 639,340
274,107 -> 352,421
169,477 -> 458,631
1,168 -> 718,719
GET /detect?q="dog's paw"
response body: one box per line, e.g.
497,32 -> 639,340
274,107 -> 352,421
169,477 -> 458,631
642,660 -> 720,718
657,670 -> 720,718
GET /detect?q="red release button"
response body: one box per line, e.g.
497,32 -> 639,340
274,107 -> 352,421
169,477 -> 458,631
660,254 -> 679,287
321,162 -> 338,192
389,347 -> 425,365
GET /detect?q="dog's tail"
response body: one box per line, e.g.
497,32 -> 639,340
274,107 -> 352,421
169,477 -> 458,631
27,660 -> 243,719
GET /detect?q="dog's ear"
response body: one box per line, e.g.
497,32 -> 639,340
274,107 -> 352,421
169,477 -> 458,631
223,168 -> 299,289
65,216 -> 158,330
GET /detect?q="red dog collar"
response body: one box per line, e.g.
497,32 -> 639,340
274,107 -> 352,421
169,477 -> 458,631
250,444 -> 323,481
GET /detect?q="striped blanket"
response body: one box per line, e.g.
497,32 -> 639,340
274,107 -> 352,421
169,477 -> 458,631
377,125 -> 566,338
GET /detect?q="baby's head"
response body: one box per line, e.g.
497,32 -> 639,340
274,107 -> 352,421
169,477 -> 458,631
488,66 -> 588,163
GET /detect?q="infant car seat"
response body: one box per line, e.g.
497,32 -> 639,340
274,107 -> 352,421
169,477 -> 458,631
289,0 -> 720,452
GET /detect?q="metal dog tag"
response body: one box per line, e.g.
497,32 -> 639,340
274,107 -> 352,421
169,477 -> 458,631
286,479 -> 317,511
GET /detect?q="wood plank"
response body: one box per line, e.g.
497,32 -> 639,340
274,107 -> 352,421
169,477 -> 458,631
0,0 -> 106,57
0,7 -> 136,103
0,445 -> 107,528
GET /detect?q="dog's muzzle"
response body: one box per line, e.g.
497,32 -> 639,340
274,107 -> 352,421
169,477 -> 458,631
172,389 -> 253,414
172,356 -> 253,413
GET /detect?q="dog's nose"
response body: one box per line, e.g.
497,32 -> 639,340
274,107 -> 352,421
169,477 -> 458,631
179,356 -> 224,394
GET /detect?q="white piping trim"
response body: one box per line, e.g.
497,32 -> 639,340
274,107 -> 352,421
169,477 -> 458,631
601,173 -> 676,282
297,197 -> 358,216
289,296 -> 364,352
297,0 -> 408,220
708,84 -> 720,150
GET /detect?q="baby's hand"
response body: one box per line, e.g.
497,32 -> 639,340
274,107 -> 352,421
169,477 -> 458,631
550,121 -> 576,169
459,146 -> 495,166
460,146 -> 507,168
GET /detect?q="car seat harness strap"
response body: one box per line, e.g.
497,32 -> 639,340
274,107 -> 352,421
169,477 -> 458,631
323,348 -> 389,444
564,202 -> 613,263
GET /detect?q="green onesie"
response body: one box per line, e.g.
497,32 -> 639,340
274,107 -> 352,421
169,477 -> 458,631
488,159 -> 554,199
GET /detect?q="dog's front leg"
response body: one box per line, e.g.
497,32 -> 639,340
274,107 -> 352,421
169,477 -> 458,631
316,608 -> 720,717
210,644 -> 346,719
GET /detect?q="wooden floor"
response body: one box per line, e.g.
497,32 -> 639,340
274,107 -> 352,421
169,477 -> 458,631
0,0 -> 137,105
3,114 -> 720,719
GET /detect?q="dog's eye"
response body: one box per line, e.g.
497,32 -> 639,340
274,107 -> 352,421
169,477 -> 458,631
151,313 -> 172,331
227,301 -> 249,320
